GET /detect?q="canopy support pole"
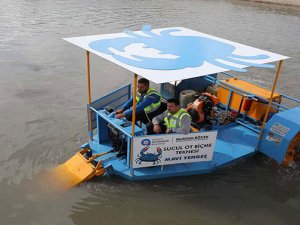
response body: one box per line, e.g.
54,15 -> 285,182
130,74 -> 138,176
258,60 -> 283,141
86,51 -> 93,140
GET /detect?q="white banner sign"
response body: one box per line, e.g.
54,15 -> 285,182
132,131 -> 217,168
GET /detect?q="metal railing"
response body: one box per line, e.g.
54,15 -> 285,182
204,72 -> 299,113
204,72 -> 300,132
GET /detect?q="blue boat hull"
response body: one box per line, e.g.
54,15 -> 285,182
87,123 -> 258,180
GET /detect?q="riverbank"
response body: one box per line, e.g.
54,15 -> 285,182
246,0 -> 300,6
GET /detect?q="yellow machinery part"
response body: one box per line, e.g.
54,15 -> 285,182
47,149 -> 107,190
191,126 -> 200,133
283,132 -> 300,167
218,78 -> 281,121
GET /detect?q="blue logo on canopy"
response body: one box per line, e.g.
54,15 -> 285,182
88,25 -> 274,72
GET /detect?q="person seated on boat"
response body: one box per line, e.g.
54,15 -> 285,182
115,78 -> 163,124
146,98 -> 191,135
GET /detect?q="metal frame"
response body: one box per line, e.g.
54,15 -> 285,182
83,49 -> 299,179
259,60 -> 283,140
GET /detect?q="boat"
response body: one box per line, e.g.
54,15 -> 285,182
51,25 -> 300,187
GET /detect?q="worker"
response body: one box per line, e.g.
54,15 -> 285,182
115,78 -> 162,124
147,98 -> 191,134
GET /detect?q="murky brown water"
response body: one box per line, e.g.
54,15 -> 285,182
0,0 -> 300,224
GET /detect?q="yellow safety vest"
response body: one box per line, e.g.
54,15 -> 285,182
164,108 -> 191,129
136,87 -> 161,114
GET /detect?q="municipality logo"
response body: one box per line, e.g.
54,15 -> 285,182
135,138 -> 162,165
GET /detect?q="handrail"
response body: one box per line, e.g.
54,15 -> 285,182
220,72 -> 236,78
280,93 -> 300,104
204,76 -> 285,112
89,83 -> 131,105
90,107 -> 134,138
220,72 -> 300,105
203,73 -> 299,120
217,80 -> 286,111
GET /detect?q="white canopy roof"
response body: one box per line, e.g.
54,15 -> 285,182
64,26 -> 289,84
